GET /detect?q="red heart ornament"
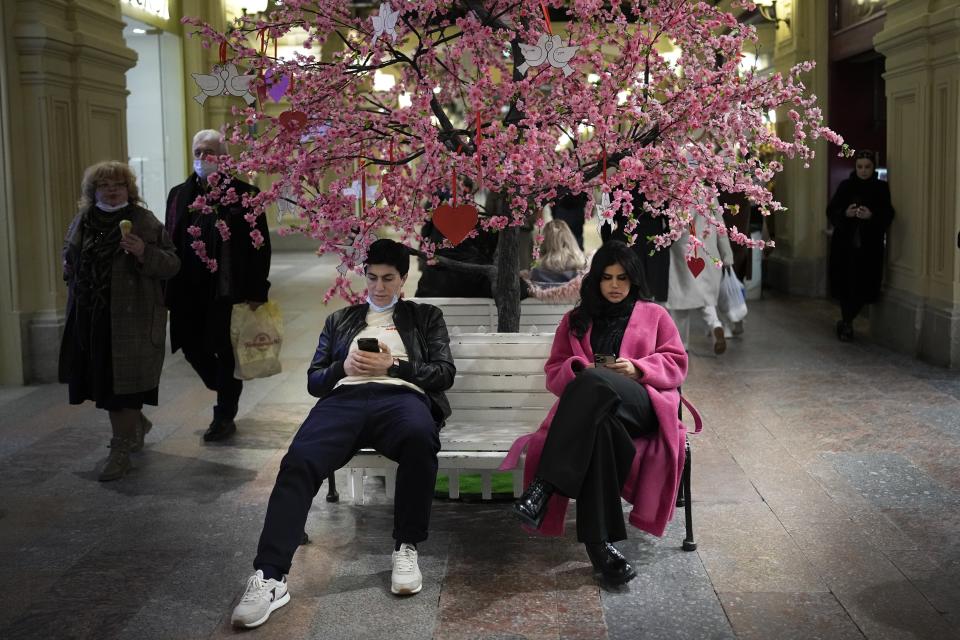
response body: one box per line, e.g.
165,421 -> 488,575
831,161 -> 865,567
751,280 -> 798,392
686,256 -> 705,278
432,203 -> 479,246
279,110 -> 308,130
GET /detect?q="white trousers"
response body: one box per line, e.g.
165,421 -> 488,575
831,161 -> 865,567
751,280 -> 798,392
670,306 -> 722,348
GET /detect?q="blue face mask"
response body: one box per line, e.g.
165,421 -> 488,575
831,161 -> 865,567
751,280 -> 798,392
366,294 -> 398,313
194,158 -> 219,179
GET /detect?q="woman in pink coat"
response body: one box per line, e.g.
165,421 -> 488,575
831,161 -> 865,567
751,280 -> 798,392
500,241 -> 690,586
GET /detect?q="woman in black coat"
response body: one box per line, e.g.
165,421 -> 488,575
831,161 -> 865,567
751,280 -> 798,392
826,150 -> 894,341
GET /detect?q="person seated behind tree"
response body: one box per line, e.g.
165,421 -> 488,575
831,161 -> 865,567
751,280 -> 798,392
230,239 -> 456,629
415,218 -> 498,298
499,241 -> 690,587
528,219 -> 587,287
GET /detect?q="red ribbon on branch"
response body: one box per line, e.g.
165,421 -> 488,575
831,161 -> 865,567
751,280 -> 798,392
257,28 -> 269,56
540,2 -> 553,35
452,144 -> 464,206
218,41 -> 228,64
601,145 -> 608,184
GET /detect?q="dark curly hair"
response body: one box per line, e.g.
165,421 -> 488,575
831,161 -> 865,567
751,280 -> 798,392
569,241 -> 652,338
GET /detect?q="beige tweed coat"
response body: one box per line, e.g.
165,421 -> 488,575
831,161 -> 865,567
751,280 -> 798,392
60,205 -> 181,394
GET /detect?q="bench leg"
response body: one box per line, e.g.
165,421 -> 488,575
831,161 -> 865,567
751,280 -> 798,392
447,470 -> 460,500
350,469 -> 365,506
385,468 -> 397,502
481,471 -> 492,501
512,470 -> 523,498
682,440 -> 697,551
325,474 -> 339,503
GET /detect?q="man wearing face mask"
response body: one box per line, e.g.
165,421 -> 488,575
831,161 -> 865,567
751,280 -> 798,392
228,239 -> 455,629
164,129 -> 272,442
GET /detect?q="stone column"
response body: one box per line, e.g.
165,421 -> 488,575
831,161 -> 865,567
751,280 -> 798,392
0,0 -> 135,383
874,0 -> 960,366
765,0 -> 834,297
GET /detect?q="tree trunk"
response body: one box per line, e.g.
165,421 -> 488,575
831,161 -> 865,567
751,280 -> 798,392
493,225 -> 521,332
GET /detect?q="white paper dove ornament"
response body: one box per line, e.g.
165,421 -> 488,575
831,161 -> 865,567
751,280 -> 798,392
371,2 -> 400,45
192,63 -> 256,106
192,65 -> 227,105
276,184 -> 297,223
223,64 -> 256,105
595,191 -> 617,234
517,34 -> 549,75
545,34 -> 579,77
336,231 -> 379,276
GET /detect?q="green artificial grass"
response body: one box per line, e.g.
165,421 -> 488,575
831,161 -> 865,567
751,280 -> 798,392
434,472 -> 516,500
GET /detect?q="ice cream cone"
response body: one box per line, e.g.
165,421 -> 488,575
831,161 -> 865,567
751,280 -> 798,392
119,219 -> 133,237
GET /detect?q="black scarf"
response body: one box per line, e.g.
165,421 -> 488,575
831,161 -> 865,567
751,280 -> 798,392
74,205 -> 126,347
589,295 -> 637,357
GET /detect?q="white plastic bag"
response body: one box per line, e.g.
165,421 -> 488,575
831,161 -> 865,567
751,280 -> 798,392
231,301 -> 283,380
717,268 -> 748,322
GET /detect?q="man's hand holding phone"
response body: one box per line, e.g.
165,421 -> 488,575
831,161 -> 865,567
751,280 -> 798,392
344,339 -> 393,376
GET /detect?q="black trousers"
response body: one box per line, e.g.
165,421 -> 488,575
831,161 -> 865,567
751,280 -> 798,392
841,298 -> 866,325
537,368 -> 658,543
179,301 -> 242,421
254,384 -> 440,575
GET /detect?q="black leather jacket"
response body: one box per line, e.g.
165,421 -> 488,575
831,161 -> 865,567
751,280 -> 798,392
307,300 -> 456,426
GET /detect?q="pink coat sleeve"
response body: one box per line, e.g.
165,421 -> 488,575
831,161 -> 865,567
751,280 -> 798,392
544,312 -> 590,397
628,307 -> 687,390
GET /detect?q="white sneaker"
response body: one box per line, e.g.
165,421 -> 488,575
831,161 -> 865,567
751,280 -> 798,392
231,570 -> 290,629
391,543 -> 423,595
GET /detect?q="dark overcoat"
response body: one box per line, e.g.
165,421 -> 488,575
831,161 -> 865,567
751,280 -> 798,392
60,205 -> 181,394
826,172 -> 894,303
164,175 -> 271,353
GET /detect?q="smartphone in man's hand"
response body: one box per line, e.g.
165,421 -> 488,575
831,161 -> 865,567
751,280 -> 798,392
594,353 -> 616,366
357,338 -> 381,353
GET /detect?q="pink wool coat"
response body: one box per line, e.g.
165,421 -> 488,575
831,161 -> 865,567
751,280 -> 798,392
499,301 -> 701,537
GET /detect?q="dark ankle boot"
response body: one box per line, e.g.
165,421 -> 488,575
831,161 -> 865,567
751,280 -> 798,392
204,408 -> 237,442
584,542 -> 637,586
512,477 -> 553,528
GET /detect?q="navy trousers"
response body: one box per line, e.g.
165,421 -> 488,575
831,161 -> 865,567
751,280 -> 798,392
254,383 -> 440,575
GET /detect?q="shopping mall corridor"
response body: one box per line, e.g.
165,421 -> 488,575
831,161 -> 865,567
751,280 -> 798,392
0,252 -> 957,640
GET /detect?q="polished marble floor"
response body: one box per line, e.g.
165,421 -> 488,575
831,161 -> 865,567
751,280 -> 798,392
0,252 -> 958,639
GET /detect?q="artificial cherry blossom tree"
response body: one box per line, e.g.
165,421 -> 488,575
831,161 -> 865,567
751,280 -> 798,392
185,0 -> 845,331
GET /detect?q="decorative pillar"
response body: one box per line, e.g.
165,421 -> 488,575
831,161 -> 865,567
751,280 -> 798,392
764,0 -> 834,297
2,0 -> 135,383
874,0 -> 960,366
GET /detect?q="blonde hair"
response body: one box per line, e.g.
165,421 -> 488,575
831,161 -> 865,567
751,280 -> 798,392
78,161 -> 142,211
540,219 -> 586,273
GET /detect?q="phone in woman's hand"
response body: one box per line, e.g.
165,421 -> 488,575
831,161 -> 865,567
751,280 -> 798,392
594,353 -> 616,366
357,338 -> 381,353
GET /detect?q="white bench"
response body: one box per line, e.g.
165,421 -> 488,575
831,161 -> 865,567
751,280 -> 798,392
410,297 -> 572,334
342,333 -> 555,503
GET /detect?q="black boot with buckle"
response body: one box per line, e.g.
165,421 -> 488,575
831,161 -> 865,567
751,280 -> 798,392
512,477 -> 554,528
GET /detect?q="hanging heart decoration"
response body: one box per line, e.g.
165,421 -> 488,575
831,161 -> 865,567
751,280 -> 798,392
686,256 -> 705,278
686,219 -> 704,277
279,110 -> 308,130
265,69 -> 290,102
433,204 -> 478,246
432,145 -> 478,245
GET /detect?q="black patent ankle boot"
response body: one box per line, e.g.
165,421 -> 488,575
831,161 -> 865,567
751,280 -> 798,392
584,542 -> 637,586
512,477 -> 554,528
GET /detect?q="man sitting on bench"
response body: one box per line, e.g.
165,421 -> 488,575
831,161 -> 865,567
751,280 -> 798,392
230,239 -> 456,629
